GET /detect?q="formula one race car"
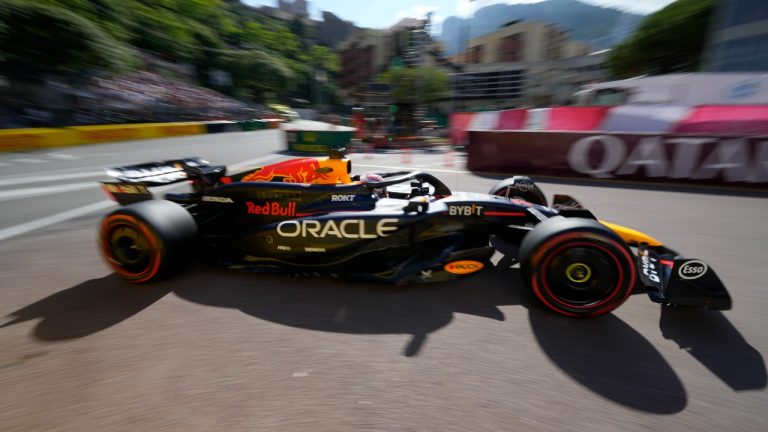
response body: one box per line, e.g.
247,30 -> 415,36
98,149 -> 731,317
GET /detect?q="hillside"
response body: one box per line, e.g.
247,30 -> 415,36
436,0 -> 644,55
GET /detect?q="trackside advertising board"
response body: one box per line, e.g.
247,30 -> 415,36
467,131 -> 768,189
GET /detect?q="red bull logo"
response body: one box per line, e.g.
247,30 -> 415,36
246,201 -> 296,216
242,158 -> 331,184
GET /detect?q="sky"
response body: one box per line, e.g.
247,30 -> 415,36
243,0 -> 677,32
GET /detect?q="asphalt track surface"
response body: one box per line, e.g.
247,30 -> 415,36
1,124 -> 766,431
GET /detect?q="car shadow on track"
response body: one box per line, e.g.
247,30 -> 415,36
2,265 -> 765,414
171,266 -> 513,358
0,274 -> 172,340
659,307 -> 767,391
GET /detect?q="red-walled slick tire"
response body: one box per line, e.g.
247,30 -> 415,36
99,200 -> 197,283
520,217 -> 636,317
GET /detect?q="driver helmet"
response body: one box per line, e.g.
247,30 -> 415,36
359,172 -> 387,197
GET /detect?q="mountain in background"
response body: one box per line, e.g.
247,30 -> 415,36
436,0 -> 644,55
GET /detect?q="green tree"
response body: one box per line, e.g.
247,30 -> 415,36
608,0 -> 715,78
0,0 -> 340,104
379,66 -> 451,104
0,0 -> 136,82
308,46 -> 340,74
378,66 -> 451,135
217,50 -> 294,101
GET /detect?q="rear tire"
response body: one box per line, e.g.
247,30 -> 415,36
489,176 -> 547,207
99,200 -> 197,283
520,217 -> 636,317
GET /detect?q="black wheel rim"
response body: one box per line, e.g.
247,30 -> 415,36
108,224 -> 150,274
545,247 -> 616,305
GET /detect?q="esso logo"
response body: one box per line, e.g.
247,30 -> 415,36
678,260 -> 708,280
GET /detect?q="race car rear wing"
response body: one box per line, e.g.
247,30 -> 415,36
104,157 -> 219,185
101,157 -> 226,205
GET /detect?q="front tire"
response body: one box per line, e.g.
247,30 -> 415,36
99,200 -> 197,283
520,217 -> 636,317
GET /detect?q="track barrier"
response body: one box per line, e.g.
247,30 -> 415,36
467,130 -> 768,190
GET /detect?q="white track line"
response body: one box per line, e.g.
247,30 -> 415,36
0,200 -> 116,242
46,153 -> 78,160
0,182 -> 97,202
0,171 -> 105,186
0,155 -> 289,243
11,158 -> 46,164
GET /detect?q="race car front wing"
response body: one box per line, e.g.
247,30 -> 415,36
637,243 -> 731,310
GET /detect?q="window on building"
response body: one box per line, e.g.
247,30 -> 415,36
714,34 -> 768,71
498,34 -> 524,62
725,0 -> 768,27
470,45 -> 484,64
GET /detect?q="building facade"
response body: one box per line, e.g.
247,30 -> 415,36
338,30 -> 389,97
449,21 -> 607,109
705,0 -> 768,71
460,21 -> 569,64
337,19 -> 436,112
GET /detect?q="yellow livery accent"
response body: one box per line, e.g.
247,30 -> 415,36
316,156 -> 352,184
600,221 -> 663,247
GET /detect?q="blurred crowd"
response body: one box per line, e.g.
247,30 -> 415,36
87,71 -> 246,113
0,71 -> 255,129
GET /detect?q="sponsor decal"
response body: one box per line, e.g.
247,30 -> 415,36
294,144 -> 327,153
202,196 -> 234,203
678,260 -> 708,280
552,199 -> 581,210
727,80 -> 761,100
103,184 -> 149,194
249,191 -> 301,200
84,129 -> 138,142
449,204 -> 483,216
512,181 -> 533,192
444,260 -> 485,275
331,194 -> 355,202
567,135 -> 768,182
159,125 -> 200,136
246,201 -> 296,216
639,253 -> 661,284
277,218 -> 399,239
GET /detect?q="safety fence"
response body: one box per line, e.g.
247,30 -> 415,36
458,105 -> 768,190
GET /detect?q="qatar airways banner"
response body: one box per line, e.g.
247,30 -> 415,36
451,106 -> 768,145
467,131 -> 768,188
